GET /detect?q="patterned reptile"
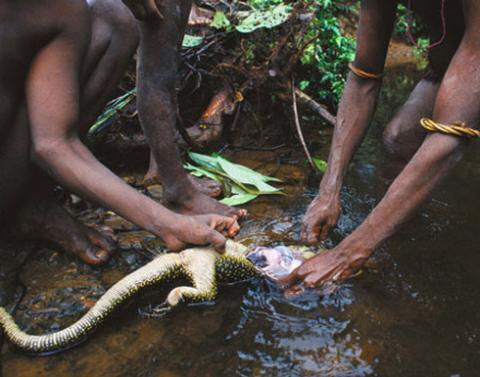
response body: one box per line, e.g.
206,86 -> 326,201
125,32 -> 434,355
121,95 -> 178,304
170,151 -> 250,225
0,240 -> 259,355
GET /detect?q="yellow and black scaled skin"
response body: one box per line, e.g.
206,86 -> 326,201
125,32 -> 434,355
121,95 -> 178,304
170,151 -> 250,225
0,241 -> 257,355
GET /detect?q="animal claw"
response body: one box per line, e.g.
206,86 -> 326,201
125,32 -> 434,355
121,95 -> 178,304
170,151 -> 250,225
137,301 -> 172,318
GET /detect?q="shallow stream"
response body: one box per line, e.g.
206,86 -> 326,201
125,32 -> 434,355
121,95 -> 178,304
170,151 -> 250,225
2,62 -> 480,377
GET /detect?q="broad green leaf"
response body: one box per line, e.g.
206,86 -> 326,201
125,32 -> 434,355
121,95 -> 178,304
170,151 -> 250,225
235,4 -> 292,34
210,152 -> 281,183
189,153 -> 258,194
188,152 -> 222,171
184,162 -> 220,182
217,157 -> 280,194
220,193 -> 258,206
210,11 -> 231,30
187,152 -> 284,204
231,184 -> 248,195
182,34 -> 203,48
313,157 -> 328,173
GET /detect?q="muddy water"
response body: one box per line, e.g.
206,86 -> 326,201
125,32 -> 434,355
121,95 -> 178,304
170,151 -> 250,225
2,67 -> 480,376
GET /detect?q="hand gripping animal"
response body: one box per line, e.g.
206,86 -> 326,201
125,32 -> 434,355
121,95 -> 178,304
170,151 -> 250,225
0,241 -> 312,355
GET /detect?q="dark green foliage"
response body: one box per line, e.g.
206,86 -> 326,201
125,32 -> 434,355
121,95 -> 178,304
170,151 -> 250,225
298,1 -> 356,105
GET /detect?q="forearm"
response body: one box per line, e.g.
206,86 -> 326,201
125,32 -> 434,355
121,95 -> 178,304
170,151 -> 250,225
345,20 -> 480,254
320,0 -> 396,197
342,133 -> 465,253
320,76 -> 381,196
33,138 -> 174,234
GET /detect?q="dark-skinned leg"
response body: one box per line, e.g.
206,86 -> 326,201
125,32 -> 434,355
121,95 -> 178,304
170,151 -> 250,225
380,78 -> 439,184
0,114 -> 83,267
136,0 -> 246,218
7,0 -> 139,266
144,155 -> 223,198
381,0 -> 464,183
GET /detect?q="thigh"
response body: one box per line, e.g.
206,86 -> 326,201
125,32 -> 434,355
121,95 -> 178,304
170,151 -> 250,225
383,78 -> 439,158
79,0 -> 139,134
83,0 -> 138,81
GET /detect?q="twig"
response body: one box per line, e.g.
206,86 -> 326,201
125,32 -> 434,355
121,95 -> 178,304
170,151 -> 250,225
291,77 -> 315,170
230,102 -> 243,132
294,88 -> 336,126
228,143 -> 286,151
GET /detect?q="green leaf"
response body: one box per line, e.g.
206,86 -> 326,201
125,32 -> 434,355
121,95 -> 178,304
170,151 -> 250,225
188,152 -> 222,171
220,193 -> 258,206
186,152 -> 284,204
212,154 -> 281,183
182,34 -> 203,48
89,89 -> 136,135
235,4 -> 292,34
313,157 -> 328,173
210,11 -> 231,30
183,162 -> 220,182
217,157 -> 280,194
299,80 -> 310,91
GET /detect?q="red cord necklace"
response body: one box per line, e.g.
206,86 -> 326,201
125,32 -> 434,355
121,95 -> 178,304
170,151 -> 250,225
406,0 -> 447,49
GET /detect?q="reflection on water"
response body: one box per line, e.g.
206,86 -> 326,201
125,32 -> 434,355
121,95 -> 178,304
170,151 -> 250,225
3,68 -> 480,377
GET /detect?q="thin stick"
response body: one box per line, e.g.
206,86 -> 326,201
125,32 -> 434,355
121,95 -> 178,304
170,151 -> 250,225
292,77 -> 315,170
294,88 -> 336,126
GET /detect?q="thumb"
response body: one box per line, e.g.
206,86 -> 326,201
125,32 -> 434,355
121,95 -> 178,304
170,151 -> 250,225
277,266 -> 300,287
207,230 -> 227,254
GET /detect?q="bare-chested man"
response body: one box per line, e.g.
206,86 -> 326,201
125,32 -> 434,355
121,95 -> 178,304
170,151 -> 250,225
287,0 -> 479,287
0,0 -> 243,272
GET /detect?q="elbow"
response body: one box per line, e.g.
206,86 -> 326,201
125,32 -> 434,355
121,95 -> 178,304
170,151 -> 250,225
445,143 -> 465,168
425,133 -> 466,170
348,73 -> 382,95
30,138 -> 68,169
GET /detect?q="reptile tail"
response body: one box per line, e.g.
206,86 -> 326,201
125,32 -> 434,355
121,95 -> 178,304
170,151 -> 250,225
0,253 -> 181,354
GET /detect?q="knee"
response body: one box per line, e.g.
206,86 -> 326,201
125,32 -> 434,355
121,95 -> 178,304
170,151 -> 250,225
111,6 -> 139,52
56,0 -> 92,33
382,119 -> 408,158
94,0 -> 139,52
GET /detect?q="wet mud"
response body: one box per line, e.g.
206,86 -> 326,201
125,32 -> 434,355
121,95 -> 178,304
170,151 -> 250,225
2,49 -> 480,376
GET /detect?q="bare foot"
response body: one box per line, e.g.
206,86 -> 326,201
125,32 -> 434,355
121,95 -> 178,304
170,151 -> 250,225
188,3 -> 214,26
144,156 -> 223,198
165,191 -> 247,219
189,176 -> 222,198
11,198 -> 116,266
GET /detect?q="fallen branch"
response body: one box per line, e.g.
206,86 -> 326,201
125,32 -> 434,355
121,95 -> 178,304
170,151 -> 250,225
294,88 -> 336,126
292,77 -> 315,170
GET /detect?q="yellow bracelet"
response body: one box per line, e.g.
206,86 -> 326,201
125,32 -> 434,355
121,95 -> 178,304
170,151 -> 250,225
420,117 -> 480,139
348,62 -> 383,80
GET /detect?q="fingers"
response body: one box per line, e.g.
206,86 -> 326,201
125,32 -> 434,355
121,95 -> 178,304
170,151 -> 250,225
301,216 -> 337,244
277,266 -> 301,287
235,209 -> 248,219
318,222 -> 333,241
207,230 -> 227,254
207,215 -> 240,238
303,271 -> 328,288
300,220 -> 322,245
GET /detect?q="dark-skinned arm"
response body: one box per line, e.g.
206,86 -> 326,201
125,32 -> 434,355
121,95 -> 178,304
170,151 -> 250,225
302,0 -> 398,244
287,0 -> 480,287
26,5 -> 236,253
